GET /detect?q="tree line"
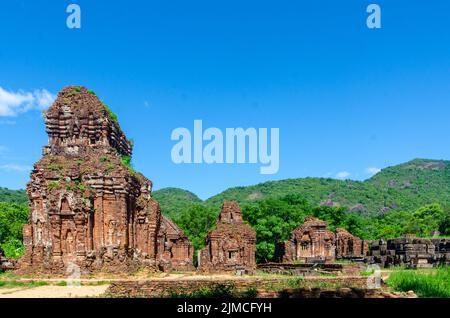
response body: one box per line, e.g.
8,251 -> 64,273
0,195 -> 449,262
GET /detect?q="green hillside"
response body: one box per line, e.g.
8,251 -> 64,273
206,159 -> 449,217
152,187 -> 202,219
366,159 -> 449,213
4,159 -> 447,218
0,187 -> 28,205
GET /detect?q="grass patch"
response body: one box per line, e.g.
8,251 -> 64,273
361,269 -> 376,277
0,280 -> 49,289
285,276 -> 305,288
0,271 -> 17,279
387,267 -> 450,298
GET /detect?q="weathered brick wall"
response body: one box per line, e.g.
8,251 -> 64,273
368,236 -> 449,268
106,277 -> 370,298
198,202 -> 256,274
257,262 -> 362,276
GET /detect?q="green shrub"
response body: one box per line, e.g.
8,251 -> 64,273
0,237 -> 24,258
120,155 -> 132,169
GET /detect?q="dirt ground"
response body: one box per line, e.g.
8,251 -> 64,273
0,285 -> 110,298
0,273 -> 246,298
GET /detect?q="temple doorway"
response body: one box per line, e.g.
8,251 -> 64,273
61,215 -> 77,263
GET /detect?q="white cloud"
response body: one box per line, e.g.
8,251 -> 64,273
336,171 -> 351,179
35,89 -> 55,109
0,164 -> 32,172
365,167 -> 381,175
0,86 -> 55,116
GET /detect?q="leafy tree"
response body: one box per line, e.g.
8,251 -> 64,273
312,206 -> 347,231
0,202 -> 29,258
373,210 -> 411,239
174,203 -> 218,252
242,194 -> 312,262
407,204 -> 446,237
439,213 -> 450,235
343,213 -> 368,239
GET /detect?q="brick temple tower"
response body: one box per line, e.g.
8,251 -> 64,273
19,86 -> 193,274
198,201 -> 256,274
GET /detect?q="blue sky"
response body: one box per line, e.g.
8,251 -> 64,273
0,0 -> 449,199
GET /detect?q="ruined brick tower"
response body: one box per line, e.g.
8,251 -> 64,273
279,217 -> 336,263
276,217 -> 369,263
20,86 -> 193,274
198,201 -> 256,274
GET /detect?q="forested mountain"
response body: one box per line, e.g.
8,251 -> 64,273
0,188 -> 27,205
205,159 -> 449,217
152,187 -> 202,219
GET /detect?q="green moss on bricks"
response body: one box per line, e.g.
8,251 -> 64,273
99,156 -> 111,162
67,86 -> 82,97
102,103 -> 119,125
47,181 -> 59,191
48,163 -> 63,172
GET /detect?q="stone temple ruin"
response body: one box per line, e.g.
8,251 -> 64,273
198,201 -> 256,274
368,235 -> 450,268
276,217 -> 368,263
19,86 -> 193,274
335,228 -> 369,259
